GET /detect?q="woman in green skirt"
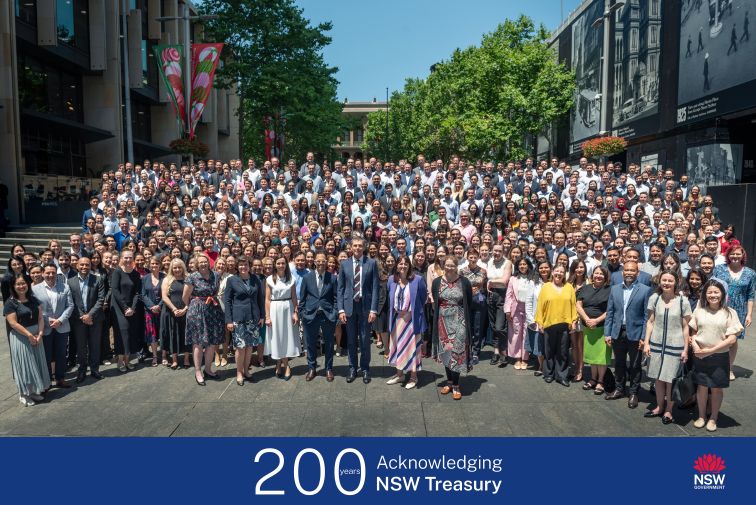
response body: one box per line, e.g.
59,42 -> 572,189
576,266 -> 612,394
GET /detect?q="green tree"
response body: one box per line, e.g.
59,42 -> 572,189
200,0 -> 343,162
364,15 -> 574,161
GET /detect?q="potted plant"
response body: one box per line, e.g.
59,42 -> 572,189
169,137 -> 210,158
581,136 -> 627,158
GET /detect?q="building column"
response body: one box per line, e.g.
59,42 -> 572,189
84,0 -> 125,173
0,1 -> 23,224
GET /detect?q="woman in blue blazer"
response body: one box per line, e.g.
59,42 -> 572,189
223,256 -> 265,385
386,256 -> 428,389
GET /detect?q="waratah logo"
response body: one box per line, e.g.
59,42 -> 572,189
693,454 -> 726,490
694,454 -> 726,473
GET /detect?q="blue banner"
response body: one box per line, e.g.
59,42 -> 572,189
0,437 -> 750,503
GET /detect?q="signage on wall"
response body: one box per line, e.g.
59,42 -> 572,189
677,0 -> 756,125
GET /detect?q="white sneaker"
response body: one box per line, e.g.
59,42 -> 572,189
19,395 -> 35,407
386,376 -> 402,385
29,393 -> 44,402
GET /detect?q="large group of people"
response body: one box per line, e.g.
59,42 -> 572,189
2,153 -> 753,431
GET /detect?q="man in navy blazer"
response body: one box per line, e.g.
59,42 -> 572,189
299,252 -> 339,382
81,195 -> 102,231
603,260 -> 652,408
337,235 -> 379,383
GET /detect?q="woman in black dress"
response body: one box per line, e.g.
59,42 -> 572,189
160,258 -> 189,369
110,249 -> 142,372
141,256 -> 164,367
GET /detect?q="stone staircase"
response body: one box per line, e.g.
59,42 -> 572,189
0,224 -> 82,274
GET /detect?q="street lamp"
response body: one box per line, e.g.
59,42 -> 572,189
592,0 -> 624,136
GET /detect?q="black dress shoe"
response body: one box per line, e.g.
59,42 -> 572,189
644,410 -> 661,418
544,377 -> 554,383
490,355 -> 500,365
362,371 -> 371,384
661,415 -> 674,425
605,390 -> 625,400
556,379 -> 570,387
628,394 -> 639,409
326,370 -> 334,382
91,371 -> 103,380
346,370 -> 356,383
305,369 -> 317,382
75,372 -> 86,384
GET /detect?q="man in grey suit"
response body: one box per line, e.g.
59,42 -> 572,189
603,261 -> 652,408
68,257 -> 106,383
337,235 -> 379,384
299,252 -> 339,382
33,263 -> 74,388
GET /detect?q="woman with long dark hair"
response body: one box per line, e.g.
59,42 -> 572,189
689,279 -> 743,432
223,256 -> 265,386
385,256 -> 427,389
432,256 -> 474,400
265,257 -> 300,380
140,256 -> 164,367
577,266 -> 612,394
4,274 -> 50,406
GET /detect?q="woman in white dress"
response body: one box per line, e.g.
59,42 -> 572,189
265,257 -> 300,380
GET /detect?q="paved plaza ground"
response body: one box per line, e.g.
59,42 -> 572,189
0,323 -> 753,437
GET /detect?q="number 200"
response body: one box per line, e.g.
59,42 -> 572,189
254,448 -> 366,496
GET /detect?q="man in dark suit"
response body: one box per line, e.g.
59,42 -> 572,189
68,256 -> 105,383
609,248 -> 653,286
604,261 -> 652,408
548,230 -> 576,264
81,195 -> 102,231
337,235 -> 379,383
299,252 -> 339,382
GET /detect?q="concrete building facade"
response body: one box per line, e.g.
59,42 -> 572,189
333,99 -> 387,160
0,0 -> 239,224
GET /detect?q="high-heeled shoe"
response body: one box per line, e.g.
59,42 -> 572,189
236,377 -> 244,386
282,367 -> 292,381
195,374 -> 206,386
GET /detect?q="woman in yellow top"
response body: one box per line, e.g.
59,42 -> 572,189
535,265 -> 578,387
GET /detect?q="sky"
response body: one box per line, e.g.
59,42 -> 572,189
296,0 -> 585,101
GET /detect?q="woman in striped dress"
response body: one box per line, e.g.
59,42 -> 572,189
386,256 -> 427,389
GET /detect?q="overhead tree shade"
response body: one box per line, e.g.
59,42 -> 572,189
363,16 -> 576,162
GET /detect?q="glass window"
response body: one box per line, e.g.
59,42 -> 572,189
56,0 -> 89,53
18,52 -> 82,122
132,101 -> 152,142
56,0 -> 75,44
141,40 -> 158,88
15,0 -> 37,25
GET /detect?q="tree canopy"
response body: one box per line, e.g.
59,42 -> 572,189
200,0 -> 343,161
364,16 -> 574,162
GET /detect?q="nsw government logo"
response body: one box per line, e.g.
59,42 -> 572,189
693,454 -> 726,491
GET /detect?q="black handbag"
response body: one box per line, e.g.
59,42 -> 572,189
672,366 -> 695,404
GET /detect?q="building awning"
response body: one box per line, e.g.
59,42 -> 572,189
133,138 -> 174,158
21,110 -> 114,143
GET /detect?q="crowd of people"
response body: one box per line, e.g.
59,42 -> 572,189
2,154 -> 753,431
